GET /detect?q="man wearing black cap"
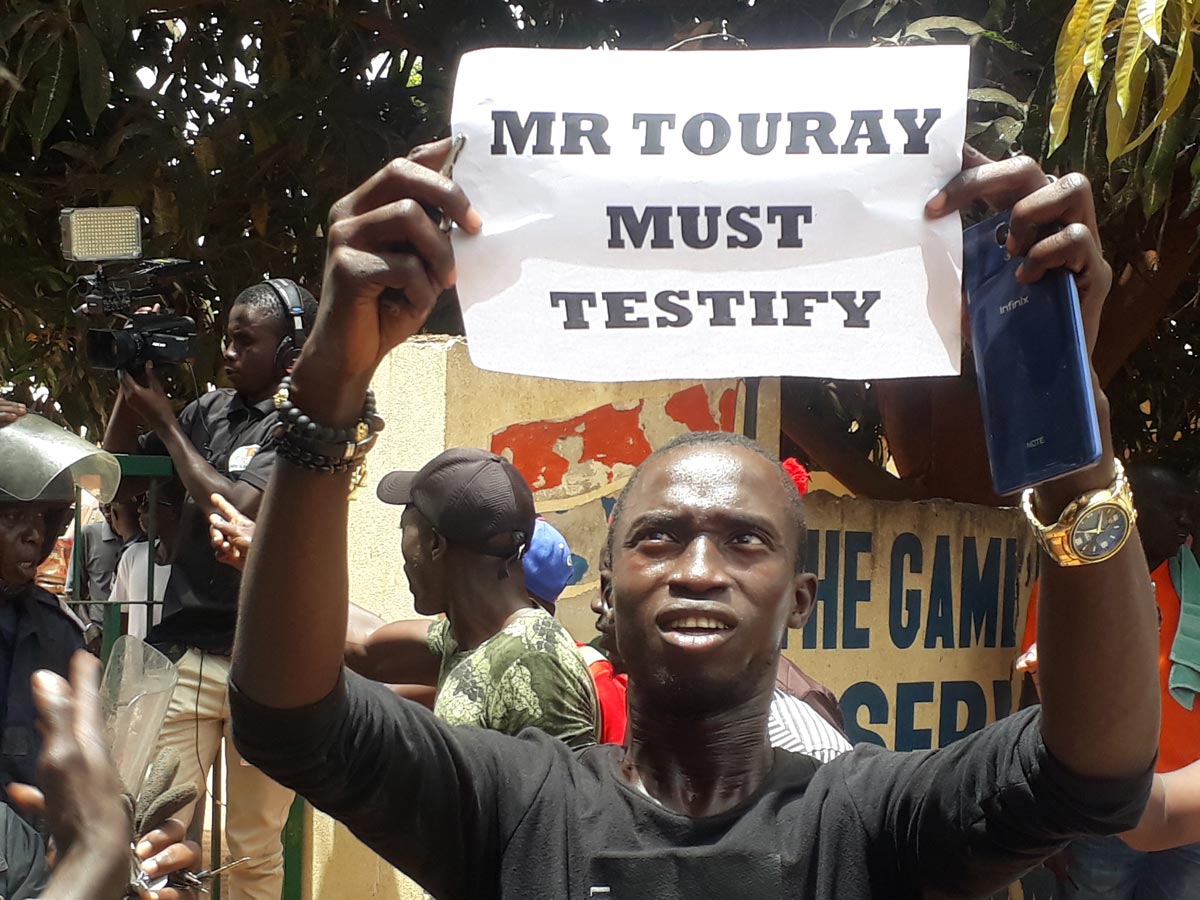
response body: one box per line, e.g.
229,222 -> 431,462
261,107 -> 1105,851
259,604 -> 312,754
358,449 -> 598,748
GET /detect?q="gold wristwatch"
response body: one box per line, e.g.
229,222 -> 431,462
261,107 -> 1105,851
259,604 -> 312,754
1021,458 -> 1136,566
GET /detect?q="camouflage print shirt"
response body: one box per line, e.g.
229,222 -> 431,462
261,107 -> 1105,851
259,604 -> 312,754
427,607 -> 599,750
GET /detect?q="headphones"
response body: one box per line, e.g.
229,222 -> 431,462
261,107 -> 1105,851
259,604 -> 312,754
263,278 -> 308,371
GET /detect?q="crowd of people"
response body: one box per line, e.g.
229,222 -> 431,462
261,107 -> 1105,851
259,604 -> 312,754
0,136 -> 1197,900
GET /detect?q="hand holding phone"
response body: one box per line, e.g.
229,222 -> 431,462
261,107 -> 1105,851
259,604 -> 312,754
926,152 -> 1113,501
963,211 -> 1101,495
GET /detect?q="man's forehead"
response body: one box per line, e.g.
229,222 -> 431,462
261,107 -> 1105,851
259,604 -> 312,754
626,444 -> 787,516
229,303 -> 275,331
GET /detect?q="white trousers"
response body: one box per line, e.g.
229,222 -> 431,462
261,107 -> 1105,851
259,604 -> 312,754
157,649 -> 295,900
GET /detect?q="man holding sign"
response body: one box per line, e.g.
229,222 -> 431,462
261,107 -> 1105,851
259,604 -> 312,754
225,111 -> 1158,897
225,49 -> 1152,900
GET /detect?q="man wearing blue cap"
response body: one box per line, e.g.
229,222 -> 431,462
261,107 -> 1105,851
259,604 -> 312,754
524,518 -> 575,615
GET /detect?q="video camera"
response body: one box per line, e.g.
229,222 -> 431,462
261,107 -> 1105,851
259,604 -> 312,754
60,207 -> 202,373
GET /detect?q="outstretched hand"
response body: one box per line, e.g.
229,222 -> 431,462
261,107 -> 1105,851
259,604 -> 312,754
7,654 -> 201,899
210,492 -> 256,571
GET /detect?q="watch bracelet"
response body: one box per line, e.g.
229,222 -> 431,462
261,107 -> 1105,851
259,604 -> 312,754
1020,457 -> 1134,566
1021,457 -> 1128,531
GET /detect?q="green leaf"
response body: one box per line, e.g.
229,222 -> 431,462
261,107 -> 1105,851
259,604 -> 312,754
1142,102 -> 1182,218
25,37 -> 75,158
901,16 -> 987,42
73,23 -> 110,130
0,6 -> 43,45
967,87 -> 1029,115
48,140 -> 96,163
1182,144 -> 1200,217
829,0 -> 877,37
15,17 -> 54,84
873,0 -> 900,26
80,0 -> 125,52
966,118 -> 996,139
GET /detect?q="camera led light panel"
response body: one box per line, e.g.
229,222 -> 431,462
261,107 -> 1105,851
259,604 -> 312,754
60,206 -> 142,262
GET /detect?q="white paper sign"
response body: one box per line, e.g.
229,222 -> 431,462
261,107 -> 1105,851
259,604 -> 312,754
450,46 -> 969,383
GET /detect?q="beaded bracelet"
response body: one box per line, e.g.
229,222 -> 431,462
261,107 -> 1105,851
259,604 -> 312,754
273,375 -> 378,444
272,376 -> 382,473
277,433 -> 375,474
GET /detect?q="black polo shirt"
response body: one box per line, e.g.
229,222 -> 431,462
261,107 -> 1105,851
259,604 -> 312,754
141,389 -> 279,654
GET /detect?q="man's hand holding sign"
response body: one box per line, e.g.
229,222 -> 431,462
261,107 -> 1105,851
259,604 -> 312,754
230,48 -> 1157,900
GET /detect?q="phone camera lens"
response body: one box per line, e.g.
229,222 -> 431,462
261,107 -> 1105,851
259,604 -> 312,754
994,223 -> 1009,246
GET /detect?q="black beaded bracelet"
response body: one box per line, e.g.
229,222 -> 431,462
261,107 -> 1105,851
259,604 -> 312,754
273,376 -> 379,444
277,434 -> 363,473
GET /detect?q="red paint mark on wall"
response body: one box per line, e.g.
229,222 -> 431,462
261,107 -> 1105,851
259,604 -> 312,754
664,385 -> 720,432
492,402 -> 653,491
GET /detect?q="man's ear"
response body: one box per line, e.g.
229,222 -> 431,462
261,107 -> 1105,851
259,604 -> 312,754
788,571 -> 817,630
429,530 -> 446,561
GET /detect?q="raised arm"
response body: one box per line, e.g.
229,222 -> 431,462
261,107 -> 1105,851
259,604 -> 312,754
232,140 -> 481,709
928,148 -> 1159,781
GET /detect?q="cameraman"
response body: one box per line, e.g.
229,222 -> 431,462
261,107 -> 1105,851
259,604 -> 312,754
102,280 -> 316,900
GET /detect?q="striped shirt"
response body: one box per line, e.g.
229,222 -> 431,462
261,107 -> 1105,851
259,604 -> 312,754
768,689 -> 853,763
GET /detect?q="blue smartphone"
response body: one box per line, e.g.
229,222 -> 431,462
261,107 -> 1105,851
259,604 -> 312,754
962,211 -> 1101,496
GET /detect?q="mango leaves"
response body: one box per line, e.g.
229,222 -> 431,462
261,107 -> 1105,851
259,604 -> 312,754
1050,0 -> 1198,160
1,7 -> 113,154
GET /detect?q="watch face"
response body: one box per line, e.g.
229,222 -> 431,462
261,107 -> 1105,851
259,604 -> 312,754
1069,503 -> 1130,560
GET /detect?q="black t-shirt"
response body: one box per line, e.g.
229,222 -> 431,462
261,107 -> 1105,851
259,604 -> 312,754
142,389 -> 279,653
230,670 -> 1152,900
0,586 -> 83,793
0,800 -> 49,898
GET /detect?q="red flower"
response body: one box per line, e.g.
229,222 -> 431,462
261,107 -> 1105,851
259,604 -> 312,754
782,457 -> 810,496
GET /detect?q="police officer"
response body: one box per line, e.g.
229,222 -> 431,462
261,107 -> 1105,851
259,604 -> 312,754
0,470 -> 83,802
102,279 -> 316,900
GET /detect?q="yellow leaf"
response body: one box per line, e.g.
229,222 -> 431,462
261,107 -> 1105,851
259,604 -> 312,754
152,185 -> 178,236
1106,52 -> 1149,159
1137,0 -> 1170,44
1083,0 -> 1120,91
1055,1 -> 1094,87
1050,48 -> 1088,154
1114,1 -> 1152,113
1123,23 -> 1195,154
250,197 -> 269,237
